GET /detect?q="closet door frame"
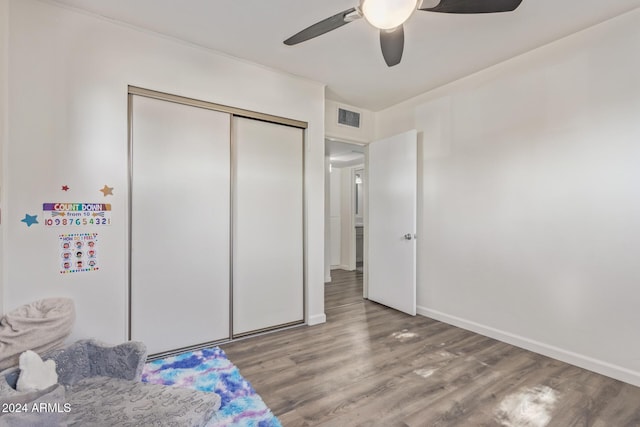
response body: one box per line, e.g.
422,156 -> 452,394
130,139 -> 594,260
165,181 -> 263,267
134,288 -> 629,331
127,86 -> 307,352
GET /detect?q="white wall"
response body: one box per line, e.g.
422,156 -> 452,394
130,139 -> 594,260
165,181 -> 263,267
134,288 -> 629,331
325,99 -> 374,144
376,8 -> 640,386
328,164 -> 364,272
0,0 -> 7,314
339,167 -> 355,270
329,166 -> 342,268
328,165 -> 365,273
4,0 -> 326,341
324,156 -> 332,282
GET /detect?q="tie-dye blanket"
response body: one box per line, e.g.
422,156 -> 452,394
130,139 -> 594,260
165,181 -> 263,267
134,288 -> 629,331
142,347 -> 282,427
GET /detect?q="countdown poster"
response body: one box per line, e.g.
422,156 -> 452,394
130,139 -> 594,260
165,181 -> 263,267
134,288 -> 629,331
43,203 -> 112,227
60,233 -> 99,274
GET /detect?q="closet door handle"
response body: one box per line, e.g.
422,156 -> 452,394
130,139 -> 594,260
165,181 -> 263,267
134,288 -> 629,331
404,233 -> 413,240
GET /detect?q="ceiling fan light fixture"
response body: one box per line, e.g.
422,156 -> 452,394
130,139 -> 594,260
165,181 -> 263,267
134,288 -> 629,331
361,0 -> 418,30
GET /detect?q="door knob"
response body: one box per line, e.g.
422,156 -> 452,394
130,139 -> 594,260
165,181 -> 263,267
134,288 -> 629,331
404,233 -> 413,240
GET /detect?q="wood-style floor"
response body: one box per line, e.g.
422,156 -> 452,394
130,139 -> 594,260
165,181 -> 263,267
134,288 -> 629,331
222,270 -> 640,426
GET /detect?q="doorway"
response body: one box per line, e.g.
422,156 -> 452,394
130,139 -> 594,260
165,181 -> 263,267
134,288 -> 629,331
325,139 -> 365,292
325,130 -> 418,318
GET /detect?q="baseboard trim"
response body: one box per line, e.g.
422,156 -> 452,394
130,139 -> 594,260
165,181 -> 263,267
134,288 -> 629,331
417,306 -> 640,387
325,275 -> 332,283
307,313 -> 326,326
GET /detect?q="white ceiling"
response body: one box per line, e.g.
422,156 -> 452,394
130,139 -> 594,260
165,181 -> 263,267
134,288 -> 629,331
49,0 -> 640,111
327,140 -> 365,166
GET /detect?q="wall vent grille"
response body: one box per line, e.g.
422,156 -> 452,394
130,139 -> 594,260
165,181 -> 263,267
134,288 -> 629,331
337,108 -> 361,128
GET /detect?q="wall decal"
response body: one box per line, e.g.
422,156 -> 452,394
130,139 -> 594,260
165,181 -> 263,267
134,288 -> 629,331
61,185 -> 70,191
43,203 -> 112,226
21,214 -> 39,227
60,233 -> 99,274
99,185 -> 114,197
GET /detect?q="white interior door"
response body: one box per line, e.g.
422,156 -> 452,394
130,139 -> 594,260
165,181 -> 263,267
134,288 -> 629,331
232,117 -> 304,335
130,95 -> 231,354
367,130 -> 417,315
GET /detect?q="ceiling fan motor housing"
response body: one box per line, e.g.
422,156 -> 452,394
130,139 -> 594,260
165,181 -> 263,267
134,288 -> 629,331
360,0 -> 419,30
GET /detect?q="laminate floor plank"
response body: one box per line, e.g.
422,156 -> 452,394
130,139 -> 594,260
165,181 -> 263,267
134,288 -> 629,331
222,269 -> 640,426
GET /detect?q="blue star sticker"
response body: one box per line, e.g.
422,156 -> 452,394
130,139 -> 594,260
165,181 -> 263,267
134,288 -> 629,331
21,214 -> 39,227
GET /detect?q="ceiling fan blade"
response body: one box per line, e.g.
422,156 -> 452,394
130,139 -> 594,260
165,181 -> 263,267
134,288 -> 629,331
284,8 -> 359,45
419,0 -> 523,13
380,26 -> 404,67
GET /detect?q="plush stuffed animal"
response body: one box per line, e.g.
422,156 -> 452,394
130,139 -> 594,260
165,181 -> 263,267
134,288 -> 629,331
16,350 -> 58,392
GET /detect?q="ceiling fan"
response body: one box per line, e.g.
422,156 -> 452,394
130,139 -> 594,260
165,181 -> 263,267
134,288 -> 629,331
284,0 -> 523,67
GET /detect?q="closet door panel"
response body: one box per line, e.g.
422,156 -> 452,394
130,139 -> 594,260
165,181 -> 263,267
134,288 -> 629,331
130,95 -> 230,355
233,117 -> 304,335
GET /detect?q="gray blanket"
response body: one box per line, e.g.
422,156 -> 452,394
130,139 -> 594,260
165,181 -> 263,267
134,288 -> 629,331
1,340 -> 221,427
0,298 -> 75,371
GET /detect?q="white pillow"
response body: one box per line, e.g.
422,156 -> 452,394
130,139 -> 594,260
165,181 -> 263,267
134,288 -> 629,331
16,350 -> 58,392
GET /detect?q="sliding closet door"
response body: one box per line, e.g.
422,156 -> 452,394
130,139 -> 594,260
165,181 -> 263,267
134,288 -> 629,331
233,117 -> 304,335
130,95 -> 231,355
